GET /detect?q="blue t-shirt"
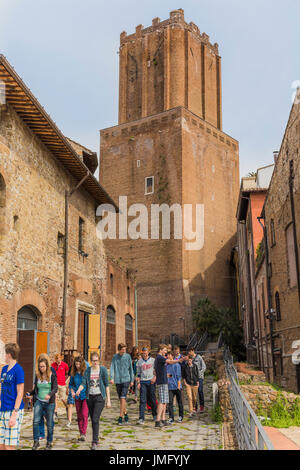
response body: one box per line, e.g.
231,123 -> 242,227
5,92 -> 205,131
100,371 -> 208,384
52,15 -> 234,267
0,363 -> 25,411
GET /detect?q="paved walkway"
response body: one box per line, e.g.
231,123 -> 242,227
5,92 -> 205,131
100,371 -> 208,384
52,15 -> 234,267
19,376 -> 222,451
264,426 -> 300,451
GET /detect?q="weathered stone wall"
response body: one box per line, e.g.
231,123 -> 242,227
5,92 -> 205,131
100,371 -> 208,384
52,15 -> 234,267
0,104 -> 135,365
264,95 -> 300,393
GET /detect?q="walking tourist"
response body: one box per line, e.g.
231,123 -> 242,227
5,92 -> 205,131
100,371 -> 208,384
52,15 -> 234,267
182,357 -> 199,417
187,347 -> 206,412
0,343 -> 25,451
51,353 -> 69,421
136,347 -> 157,424
154,344 -> 186,428
69,356 -> 88,441
76,351 -> 111,450
166,351 -> 183,423
29,353 -> 58,450
110,343 -> 134,425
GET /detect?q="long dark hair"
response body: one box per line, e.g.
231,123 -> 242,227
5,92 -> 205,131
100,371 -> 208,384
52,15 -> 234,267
71,356 -> 86,376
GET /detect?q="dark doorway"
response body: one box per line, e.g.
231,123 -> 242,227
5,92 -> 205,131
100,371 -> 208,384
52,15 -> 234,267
105,306 -> 116,363
296,363 -> 300,394
77,310 -> 89,361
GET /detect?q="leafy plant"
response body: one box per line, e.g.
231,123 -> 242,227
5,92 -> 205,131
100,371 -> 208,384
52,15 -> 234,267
192,298 -> 246,360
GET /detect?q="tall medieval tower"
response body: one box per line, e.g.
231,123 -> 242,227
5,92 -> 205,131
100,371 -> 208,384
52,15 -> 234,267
100,9 -> 240,345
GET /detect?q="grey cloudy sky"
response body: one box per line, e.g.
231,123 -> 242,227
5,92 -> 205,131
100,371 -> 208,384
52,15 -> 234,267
1,0 -> 299,179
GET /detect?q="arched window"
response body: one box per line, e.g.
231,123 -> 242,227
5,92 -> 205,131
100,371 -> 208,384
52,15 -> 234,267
275,292 -> 281,321
17,306 -> 38,330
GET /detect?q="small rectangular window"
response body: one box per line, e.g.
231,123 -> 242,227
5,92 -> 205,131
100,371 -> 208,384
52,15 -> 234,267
57,232 -> 65,255
285,223 -> 297,288
145,176 -> 154,195
79,217 -> 85,253
270,219 -> 276,247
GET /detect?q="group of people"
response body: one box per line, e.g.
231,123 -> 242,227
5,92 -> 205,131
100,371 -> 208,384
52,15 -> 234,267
0,340 -> 206,450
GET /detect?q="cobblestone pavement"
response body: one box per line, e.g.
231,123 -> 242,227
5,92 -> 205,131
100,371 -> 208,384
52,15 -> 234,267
19,376 -> 222,450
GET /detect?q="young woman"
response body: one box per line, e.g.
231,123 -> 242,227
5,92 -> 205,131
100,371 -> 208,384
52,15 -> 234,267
69,356 -> 88,441
76,352 -> 111,450
0,343 -> 25,451
28,354 -> 58,450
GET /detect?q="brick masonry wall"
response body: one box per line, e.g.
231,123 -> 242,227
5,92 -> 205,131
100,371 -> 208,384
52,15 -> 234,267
100,106 -> 239,344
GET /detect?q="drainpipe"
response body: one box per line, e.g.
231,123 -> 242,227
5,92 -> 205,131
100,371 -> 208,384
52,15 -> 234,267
257,214 -> 276,381
289,160 -> 300,304
62,171 -> 89,353
135,286 -> 138,347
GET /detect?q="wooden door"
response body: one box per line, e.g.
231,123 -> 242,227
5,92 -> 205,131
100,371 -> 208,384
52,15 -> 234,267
105,323 -> 116,363
88,314 -> 100,360
17,330 -> 35,406
36,332 -> 48,361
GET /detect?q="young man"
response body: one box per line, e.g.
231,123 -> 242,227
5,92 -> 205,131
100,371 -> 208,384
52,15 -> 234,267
182,357 -> 199,417
110,343 -> 134,425
187,347 -> 206,413
166,351 -> 184,423
51,353 -> 69,420
154,344 -> 186,428
136,347 -> 157,424
0,343 -> 24,450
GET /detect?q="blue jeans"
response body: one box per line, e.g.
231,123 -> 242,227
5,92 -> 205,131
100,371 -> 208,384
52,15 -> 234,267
139,381 -> 157,420
33,401 -> 55,443
198,378 -> 204,407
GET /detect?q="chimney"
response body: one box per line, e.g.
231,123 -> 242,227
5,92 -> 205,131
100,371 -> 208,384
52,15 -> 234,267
273,151 -> 279,163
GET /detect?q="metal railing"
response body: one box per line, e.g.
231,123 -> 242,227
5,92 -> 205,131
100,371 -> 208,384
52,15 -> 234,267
223,346 -> 274,450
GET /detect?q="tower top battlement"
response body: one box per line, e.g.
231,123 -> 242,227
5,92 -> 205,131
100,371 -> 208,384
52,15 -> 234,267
120,9 -> 219,55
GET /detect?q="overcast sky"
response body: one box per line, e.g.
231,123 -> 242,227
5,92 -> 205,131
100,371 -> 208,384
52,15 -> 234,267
1,0 -> 299,179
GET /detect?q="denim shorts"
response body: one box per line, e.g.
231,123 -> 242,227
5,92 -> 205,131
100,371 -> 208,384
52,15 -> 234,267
116,382 -> 130,399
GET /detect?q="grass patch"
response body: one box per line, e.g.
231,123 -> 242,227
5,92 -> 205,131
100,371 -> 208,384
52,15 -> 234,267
210,403 -> 223,424
257,395 -> 300,428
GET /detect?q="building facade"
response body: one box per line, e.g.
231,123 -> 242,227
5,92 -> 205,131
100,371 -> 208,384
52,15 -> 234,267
99,10 -> 240,345
0,56 -> 136,389
262,93 -> 300,393
236,166 -> 274,365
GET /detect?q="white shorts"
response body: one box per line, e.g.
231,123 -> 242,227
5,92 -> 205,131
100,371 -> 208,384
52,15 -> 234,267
0,409 -> 24,447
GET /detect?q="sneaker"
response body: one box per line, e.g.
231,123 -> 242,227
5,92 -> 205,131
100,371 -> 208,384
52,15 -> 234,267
45,442 -> 52,450
117,417 -> 123,425
91,442 -> 99,450
153,415 -> 157,421
178,416 -> 183,422
124,414 -> 129,423
161,420 -> 169,426
155,421 -> 163,428
78,435 -> 86,441
168,418 -> 174,424
189,413 -> 194,418
137,419 -> 144,425
65,421 -> 72,428
32,440 -> 40,450
199,405 -> 205,413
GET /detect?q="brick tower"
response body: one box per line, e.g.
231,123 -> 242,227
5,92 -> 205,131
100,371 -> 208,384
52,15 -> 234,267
100,9 -> 240,345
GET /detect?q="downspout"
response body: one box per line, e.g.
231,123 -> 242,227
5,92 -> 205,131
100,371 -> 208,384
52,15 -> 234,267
62,171 -> 89,353
289,160 -> 300,304
258,213 -> 276,380
135,286 -> 138,347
